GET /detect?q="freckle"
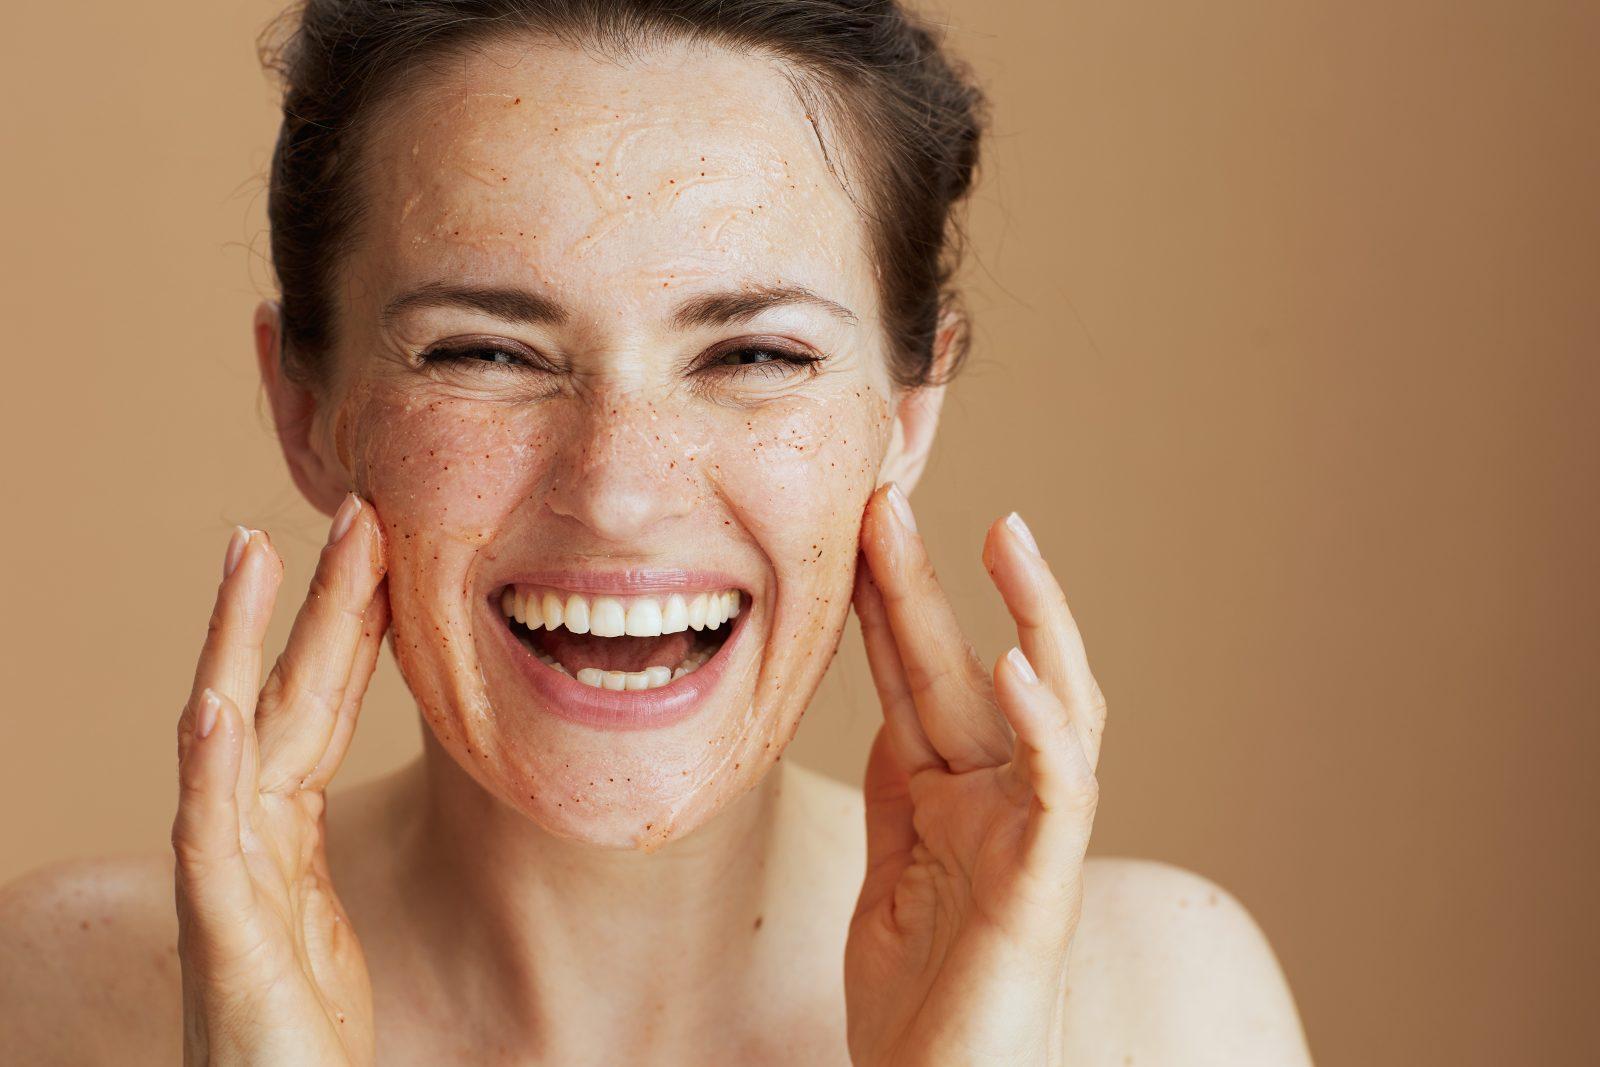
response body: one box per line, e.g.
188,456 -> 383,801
79,919 -> 90,931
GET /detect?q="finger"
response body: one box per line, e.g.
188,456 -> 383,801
188,526 -> 284,725
852,560 -> 942,776
172,690 -> 257,943
994,648 -> 1098,890
256,495 -> 387,793
298,580 -> 390,793
982,513 -> 1108,770
854,727 -> 918,921
860,483 -> 1011,771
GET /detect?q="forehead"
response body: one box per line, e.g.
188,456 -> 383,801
357,37 -> 871,308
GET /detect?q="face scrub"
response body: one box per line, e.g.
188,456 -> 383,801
317,38 -> 900,849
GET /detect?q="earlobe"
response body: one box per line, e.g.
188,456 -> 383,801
875,304 -> 963,493
253,300 -> 347,517
876,384 -> 946,493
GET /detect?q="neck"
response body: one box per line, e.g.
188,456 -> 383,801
391,726 -> 796,1057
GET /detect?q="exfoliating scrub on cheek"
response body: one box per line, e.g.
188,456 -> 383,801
323,39 -> 898,848
338,372 -> 892,849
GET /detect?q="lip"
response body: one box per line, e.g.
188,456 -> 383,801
483,573 -> 751,732
495,569 -> 750,596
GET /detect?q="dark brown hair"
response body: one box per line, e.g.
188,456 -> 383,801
262,0 -> 986,388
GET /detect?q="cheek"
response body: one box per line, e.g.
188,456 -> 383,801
345,390 -> 557,728
709,390 -> 893,661
720,404 -> 880,557
351,392 -> 551,539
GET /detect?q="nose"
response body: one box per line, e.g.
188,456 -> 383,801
542,396 -> 700,543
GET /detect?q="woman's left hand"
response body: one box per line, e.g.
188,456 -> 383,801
844,484 -> 1107,1067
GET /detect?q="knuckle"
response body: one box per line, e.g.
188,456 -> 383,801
905,659 -> 958,701
309,560 -> 367,612
170,831 -> 212,878
306,567 -> 342,607
204,607 -> 229,643
1068,774 -> 1101,812
269,659 -> 346,712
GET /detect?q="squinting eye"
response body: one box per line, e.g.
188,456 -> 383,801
705,346 -> 822,376
718,348 -> 784,366
420,343 -> 531,368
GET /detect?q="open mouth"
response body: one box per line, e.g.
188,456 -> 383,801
497,585 -> 743,692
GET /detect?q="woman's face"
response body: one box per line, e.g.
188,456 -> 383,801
292,39 -> 907,848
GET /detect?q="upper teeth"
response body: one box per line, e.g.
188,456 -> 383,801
498,586 -> 742,638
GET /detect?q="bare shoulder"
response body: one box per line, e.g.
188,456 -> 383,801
0,854 -> 181,1066
1066,856 -> 1314,1065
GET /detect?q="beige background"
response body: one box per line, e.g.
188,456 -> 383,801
3,2 -> 1596,1064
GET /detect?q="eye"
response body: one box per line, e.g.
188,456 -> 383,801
700,342 -> 822,379
418,340 -> 544,371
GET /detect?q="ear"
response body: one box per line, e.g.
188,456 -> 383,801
877,305 -> 963,493
254,300 -> 348,517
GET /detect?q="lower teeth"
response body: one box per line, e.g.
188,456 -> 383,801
536,649 -> 713,691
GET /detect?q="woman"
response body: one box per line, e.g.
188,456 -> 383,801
0,1 -> 1311,1063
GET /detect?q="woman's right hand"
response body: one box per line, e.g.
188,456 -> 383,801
171,494 -> 388,1066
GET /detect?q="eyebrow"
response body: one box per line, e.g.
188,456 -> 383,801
382,280 -> 857,331
381,282 -> 569,328
669,284 -> 859,330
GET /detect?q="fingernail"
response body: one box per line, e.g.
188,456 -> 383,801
1006,647 -> 1040,685
1005,512 -> 1041,557
197,689 -> 222,738
885,482 -> 918,533
327,493 -> 361,546
223,525 -> 250,579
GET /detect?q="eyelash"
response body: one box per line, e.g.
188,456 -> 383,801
701,344 -> 822,379
417,341 -> 823,379
418,342 -> 540,370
